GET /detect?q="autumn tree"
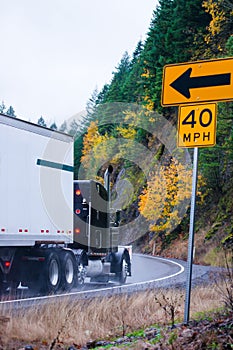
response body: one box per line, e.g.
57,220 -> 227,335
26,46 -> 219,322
74,0 -> 233,249
80,121 -> 117,180
202,0 -> 233,56
138,158 -> 192,247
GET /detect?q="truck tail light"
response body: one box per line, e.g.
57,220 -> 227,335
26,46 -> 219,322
75,228 -> 80,234
75,189 -> 81,196
75,209 -> 81,215
4,261 -> 11,268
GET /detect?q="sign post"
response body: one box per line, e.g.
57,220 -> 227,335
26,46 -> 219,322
184,147 -> 199,324
161,57 -> 233,324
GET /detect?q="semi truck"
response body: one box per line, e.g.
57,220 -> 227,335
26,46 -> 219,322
0,113 -> 131,294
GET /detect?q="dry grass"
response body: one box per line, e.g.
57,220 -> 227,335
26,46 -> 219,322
0,283 -> 225,348
160,228 -> 230,267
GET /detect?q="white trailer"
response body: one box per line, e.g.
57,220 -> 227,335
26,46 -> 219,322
0,113 -> 75,292
0,114 -> 131,294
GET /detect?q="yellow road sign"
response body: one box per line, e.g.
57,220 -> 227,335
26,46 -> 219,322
178,103 -> 217,148
162,57 -> 233,106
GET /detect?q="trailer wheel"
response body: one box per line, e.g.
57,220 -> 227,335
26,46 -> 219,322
60,251 -> 76,291
43,252 -> 61,293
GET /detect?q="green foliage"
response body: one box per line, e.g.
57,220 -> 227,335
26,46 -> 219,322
226,35 -> 233,55
126,329 -> 145,338
74,0 -> 233,251
141,0 -> 211,111
199,102 -> 233,194
104,52 -> 132,103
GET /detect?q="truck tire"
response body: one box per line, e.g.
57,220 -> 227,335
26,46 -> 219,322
75,250 -> 88,287
60,251 -> 76,291
117,256 -> 128,284
77,263 -> 86,286
43,252 -> 61,294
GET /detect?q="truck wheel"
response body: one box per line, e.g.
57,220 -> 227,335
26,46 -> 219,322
77,263 -> 86,286
43,252 -> 61,294
60,251 -> 76,291
117,257 -> 128,284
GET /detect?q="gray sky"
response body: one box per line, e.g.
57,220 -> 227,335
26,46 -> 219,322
1,0 -> 158,126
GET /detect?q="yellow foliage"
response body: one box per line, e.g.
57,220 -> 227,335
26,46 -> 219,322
202,0 -> 226,48
138,158 -> 193,235
81,121 -> 114,179
143,96 -> 154,111
81,121 -> 128,179
141,67 -> 150,78
116,126 -> 137,139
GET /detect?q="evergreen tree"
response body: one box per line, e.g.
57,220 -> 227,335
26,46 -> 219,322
123,41 -> 145,103
50,122 -> 57,130
141,0 -> 175,111
68,119 -> 79,137
0,101 -> 6,114
169,0 -> 211,62
198,7 -> 233,194
37,116 -> 47,127
6,106 -> 16,117
104,52 -> 132,102
85,87 -> 101,128
59,121 -> 67,133
72,0 -> 233,251
86,87 -> 99,118
96,84 -> 110,105
141,0 -> 211,111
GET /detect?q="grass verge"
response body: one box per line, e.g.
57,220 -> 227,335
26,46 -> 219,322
0,282 -> 228,349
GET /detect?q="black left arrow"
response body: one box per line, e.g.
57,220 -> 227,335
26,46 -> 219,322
170,67 -> 231,99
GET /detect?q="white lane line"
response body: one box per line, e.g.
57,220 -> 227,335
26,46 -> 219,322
128,255 -> 185,285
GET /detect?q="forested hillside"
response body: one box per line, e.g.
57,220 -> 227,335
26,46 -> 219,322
74,0 -> 233,264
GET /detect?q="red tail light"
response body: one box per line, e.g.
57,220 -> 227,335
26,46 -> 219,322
75,209 -> 81,215
75,189 -> 81,196
4,261 -> 11,268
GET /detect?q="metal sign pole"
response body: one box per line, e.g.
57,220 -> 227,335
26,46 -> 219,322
184,147 -> 199,324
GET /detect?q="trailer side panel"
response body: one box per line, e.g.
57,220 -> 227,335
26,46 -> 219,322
0,114 -> 73,246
